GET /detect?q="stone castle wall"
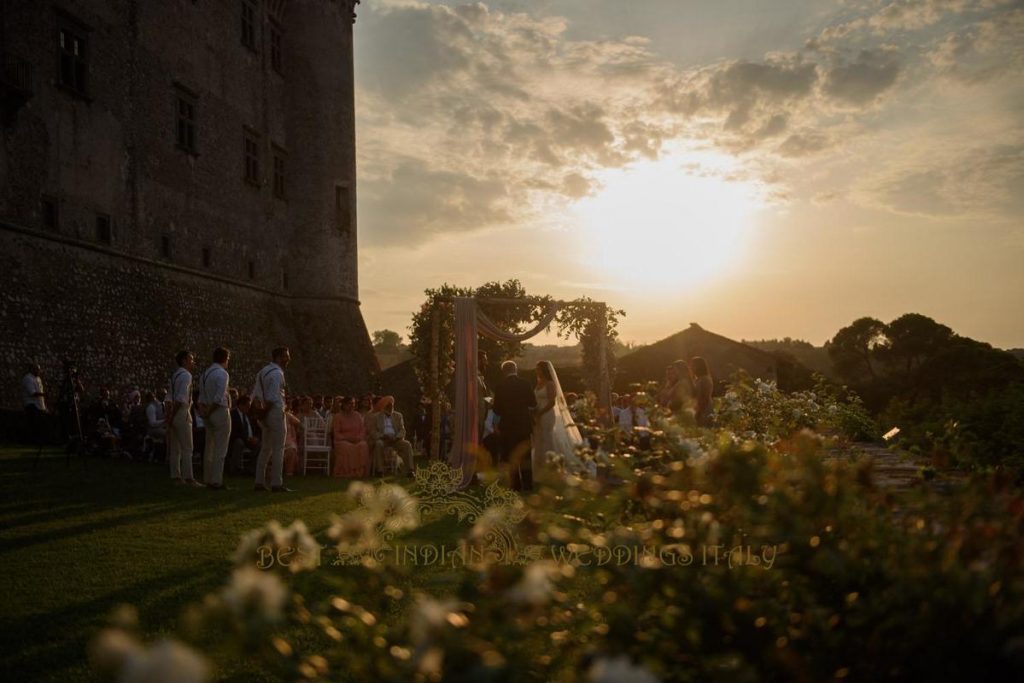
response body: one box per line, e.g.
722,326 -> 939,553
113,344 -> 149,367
0,224 -> 376,406
0,0 -> 376,407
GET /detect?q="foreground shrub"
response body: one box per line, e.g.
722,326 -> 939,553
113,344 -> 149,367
91,419 -> 1022,682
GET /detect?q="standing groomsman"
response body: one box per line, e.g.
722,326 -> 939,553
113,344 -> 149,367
168,350 -> 201,486
252,346 -> 292,492
199,347 -> 232,490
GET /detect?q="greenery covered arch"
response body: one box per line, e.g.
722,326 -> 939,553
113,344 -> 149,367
407,279 -> 624,459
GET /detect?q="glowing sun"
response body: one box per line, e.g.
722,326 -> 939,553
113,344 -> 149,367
572,150 -> 762,290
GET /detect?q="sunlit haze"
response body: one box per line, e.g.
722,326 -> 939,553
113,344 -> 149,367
356,0 -> 1024,348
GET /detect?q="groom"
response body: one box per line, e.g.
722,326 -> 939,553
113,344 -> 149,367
492,360 -> 537,491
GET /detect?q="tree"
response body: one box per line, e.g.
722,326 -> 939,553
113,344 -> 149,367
882,313 -> 953,375
372,329 -> 403,355
827,317 -> 887,384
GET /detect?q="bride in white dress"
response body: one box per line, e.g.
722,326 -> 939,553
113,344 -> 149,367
531,361 -> 591,477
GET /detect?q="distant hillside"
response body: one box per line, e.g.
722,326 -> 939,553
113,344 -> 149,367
744,338 -> 835,378
1008,348 -> 1024,362
514,340 -> 641,369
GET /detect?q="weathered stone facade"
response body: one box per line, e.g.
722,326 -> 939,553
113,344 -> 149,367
0,0 -> 377,407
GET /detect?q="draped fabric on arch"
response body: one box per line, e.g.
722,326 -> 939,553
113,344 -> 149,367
447,297 -> 560,488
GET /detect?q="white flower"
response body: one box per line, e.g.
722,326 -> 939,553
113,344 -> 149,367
362,483 -> 420,533
90,627 -> 142,674
589,655 -> 660,683
507,561 -> 559,605
220,567 -> 288,622
328,511 -> 381,552
409,596 -> 466,648
233,520 -> 320,572
119,638 -> 210,683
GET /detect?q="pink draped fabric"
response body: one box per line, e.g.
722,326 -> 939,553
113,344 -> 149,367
448,298 -> 480,487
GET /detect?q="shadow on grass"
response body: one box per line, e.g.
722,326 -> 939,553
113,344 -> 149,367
0,564 -> 225,681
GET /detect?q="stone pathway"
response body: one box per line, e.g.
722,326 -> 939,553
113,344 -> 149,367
824,443 -> 967,493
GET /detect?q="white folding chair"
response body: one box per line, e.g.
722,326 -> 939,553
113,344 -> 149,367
302,416 -> 331,475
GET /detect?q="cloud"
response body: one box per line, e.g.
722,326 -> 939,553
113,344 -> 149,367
822,49 -> 902,105
360,159 -> 512,246
355,0 -> 1023,248
860,143 -> 1024,217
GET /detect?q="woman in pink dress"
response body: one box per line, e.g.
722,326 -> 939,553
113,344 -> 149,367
282,398 -> 302,476
331,396 -> 370,478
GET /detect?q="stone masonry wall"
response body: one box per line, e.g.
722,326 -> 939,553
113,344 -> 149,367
0,225 -> 376,408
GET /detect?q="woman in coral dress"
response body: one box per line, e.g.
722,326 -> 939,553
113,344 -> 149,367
331,396 -> 370,478
282,398 -> 303,476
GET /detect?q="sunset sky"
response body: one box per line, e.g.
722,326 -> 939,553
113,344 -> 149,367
353,0 -> 1024,349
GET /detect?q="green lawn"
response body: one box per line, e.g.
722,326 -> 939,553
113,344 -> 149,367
0,445 -> 449,682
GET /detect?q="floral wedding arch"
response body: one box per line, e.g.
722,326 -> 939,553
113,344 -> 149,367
406,281 -> 623,488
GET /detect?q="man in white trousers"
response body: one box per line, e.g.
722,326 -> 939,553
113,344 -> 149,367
168,350 -> 202,486
199,347 -> 232,490
252,346 -> 292,492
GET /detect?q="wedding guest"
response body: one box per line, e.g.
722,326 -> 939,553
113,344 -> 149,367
691,356 -> 715,427
168,350 -> 201,486
617,394 -> 651,449
371,396 -> 415,477
331,396 -> 370,478
252,346 -> 292,492
21,363 -> 47,444
358,393 -> 377,421
312,394 -> 330,420
199,347 -> 232,490
144,390 -> 166,454
326,395 -> 344,433
658,360 -> 694,412
229,395 -> 259,472
298,396 -> 318,420
282,399 -> 302,476
190,388 -> 206,465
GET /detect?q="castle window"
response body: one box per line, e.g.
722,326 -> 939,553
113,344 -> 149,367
335,185 -> 351,234
57,23 -> 88,96
247,260 -> 256,280
244,129 -> 260,186
175,87 -> 197,155
96,213 -> 112,244
269,21 -> 283,73
202,246 -> 211,268
41,196 -> 58,231
272,146 -> 286,199
161,235 -> 172,260
241,1 -> 258,51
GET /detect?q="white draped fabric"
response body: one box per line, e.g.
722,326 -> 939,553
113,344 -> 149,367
447,297 -> 559,488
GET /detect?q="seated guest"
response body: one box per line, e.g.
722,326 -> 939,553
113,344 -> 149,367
229,395 -> 259,472
331,396 -> 370,478
358,393 -> 376,419
617,394 -> 651,449
371,396 -> 415,477
282,398 -> 302,476
481,397 -> 500,466
144,391 -> 167,440
298,396 -> 318,421
326,395 -> 344,433
89,387 -> 123,439
312,394 -> 329,420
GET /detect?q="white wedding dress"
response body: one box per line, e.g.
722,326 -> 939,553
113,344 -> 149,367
531,361 -> 589,477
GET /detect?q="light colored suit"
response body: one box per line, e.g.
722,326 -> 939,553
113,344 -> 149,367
371,410 -> 414,475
